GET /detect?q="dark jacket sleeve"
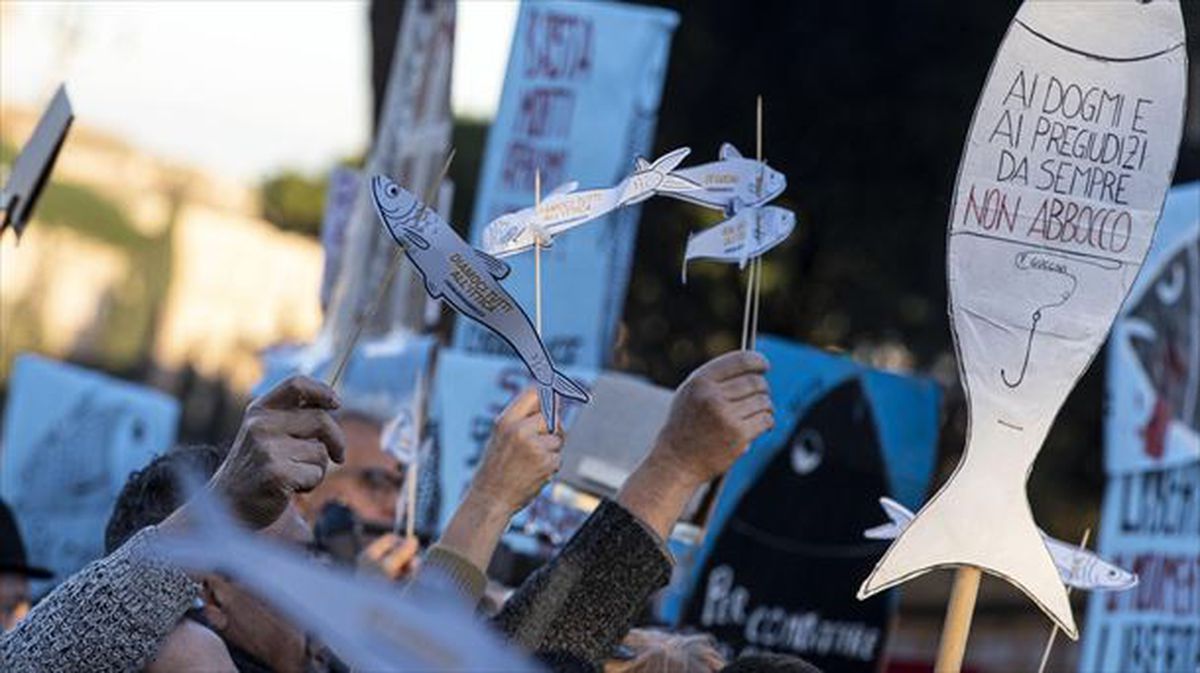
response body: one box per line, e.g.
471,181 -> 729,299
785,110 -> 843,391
492,500 -> 673,668
0,526 -> 200,673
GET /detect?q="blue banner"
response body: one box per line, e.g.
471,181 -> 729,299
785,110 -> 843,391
661,336 -> 941,670
452,0 -> 679,369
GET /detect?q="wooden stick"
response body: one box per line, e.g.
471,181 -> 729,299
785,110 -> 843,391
534,169 -> 543,336
326,149 -> 456,389
1036,528 -> 1092,673
934,566 -> 983,673
404,449 -> 418,539
750,256 -> 762,350
750,95 -> 764,350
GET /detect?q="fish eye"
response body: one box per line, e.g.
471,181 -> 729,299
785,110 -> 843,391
387,185 -> 398,196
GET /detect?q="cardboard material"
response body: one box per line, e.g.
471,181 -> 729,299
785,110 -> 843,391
665,142 -> 787,215
682,206 -> 796,280
482,148 -> 699,258
1,85 -> 73,237
857,0 -> 1188,640
454,1 -> 680,369
370,176 -> 590,432
864,498 -> 1137,592
0,355 -> 179,596
558,372 -> 673,498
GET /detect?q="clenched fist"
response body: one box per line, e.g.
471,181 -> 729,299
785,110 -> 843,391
470,388 -> 564,514
651,350 -> 774,486
210,376 -> 347,529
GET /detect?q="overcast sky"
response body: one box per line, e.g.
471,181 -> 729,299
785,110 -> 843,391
0,0 -> 517,181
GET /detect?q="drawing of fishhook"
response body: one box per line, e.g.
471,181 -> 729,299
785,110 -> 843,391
1002,309 -> 1041,388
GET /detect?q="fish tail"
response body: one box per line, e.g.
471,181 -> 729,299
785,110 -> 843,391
857,461 -> 1077,639
535,372 -> 590,434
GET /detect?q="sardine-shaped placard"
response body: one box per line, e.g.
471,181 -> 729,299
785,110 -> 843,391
863,498 -> 1138,592
482,147 -> 700,258
663,143 -> 787,215
370,175 -> 590,431
681,206 -> 796,282
858,0 -> 1188,639
1,85 -> 73,238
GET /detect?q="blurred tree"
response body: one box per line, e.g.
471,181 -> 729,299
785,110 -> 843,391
259,169 -> 328,238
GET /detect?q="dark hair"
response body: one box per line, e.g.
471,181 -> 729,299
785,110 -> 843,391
721,653 -> 824,673
104,445 -> 225,553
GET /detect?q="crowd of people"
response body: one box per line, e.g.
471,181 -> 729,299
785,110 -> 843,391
0,351 -> 823,672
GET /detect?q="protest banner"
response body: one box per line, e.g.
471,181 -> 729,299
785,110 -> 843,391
319,167 -> 362,312
663,336 -> 941,672
454,0 -> 679,369
1079,182 -> 1199,673
321,0 -> 454,346
858,1 -> 1189,653
0,85 -> 72,238
0,355 -> 179,596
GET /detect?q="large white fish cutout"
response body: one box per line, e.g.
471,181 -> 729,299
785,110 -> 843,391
663,142 -> 787,215
1,85 -> 73,238
863,498 -> 1138,592
858,0 -> 1188,640
154,486 -> 538,672
482,147 -> 700,257
681,206 -> 796,282
370,175 -> 590,432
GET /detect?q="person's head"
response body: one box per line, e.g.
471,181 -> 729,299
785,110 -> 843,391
106,444 -> 313,673
299,411 -> 403,528
0,499 -> 51,632
720,653 -> 823,673
606,629 -> 726,673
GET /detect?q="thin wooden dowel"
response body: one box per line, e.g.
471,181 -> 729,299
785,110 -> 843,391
740,263 -> 754,350
934,566 -> 983,673
750,257 -> 762,350
1036,528 -> 1092,673
404,450 -> 418,539
326,149 -> 456,389
534,169 -> 543,336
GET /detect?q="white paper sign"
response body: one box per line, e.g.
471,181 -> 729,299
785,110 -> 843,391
682,206 -> 796,280
1,85 -> 73,237
858,0 -> 1188,639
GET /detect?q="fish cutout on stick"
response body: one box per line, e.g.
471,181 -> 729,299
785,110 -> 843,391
154,485 -> 538,672
863,498 -> 1137,592
370,175 -> 590,431
662,142 -> 787,215
681,206 -> 795,282
482,147 -> 699,258
857,0 -> 1188,640
1,85 -> 73,238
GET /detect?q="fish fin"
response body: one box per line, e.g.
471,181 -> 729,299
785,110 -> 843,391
879,497 -> 914,527
719,142 -> 743,160
547,181 -> 578,198
423,274 -> 443,299
682,232 -> 693,285
858,472 -> 1077,639
658,174 -> 703,194
635,157 -> 651,172
863,523 -> 902,540
475,249 -> 511,279
649,147 -> 691,174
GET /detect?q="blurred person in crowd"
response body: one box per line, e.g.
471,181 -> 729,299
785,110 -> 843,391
0,499 -> 52,632
720,653 -> 823,673
606,629 -> 726,673
301,410 -> 403,530
2,350 -> 774,672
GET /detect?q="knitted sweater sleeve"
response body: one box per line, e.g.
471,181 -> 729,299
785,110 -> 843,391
492,500 -> 673,668
0,525 -> 201,673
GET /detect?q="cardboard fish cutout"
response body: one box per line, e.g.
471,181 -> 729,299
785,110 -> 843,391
680,379 -> 893,670
156,486 -> 538,672
1,86 -> 73,238
682,206 -> 795,282
370,175 -> 590,431
665,143 -> 787,215
858,0 -> 1188,639
482,147 -> 699,257
863,498 -> 1137,592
